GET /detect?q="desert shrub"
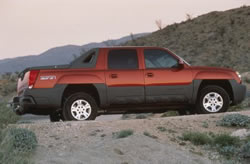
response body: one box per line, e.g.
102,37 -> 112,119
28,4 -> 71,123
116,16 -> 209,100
217,145 -> 238,157
0,102 -> 19,129
157,126 -> 167,132
121,114 -> 130,120
0,128 -> 37,164
0,128 -> 37,153
213,134 -> 240,147
181,132 -> 212,145
161,111 -> 179,117
135,114 -> 148,119
229,98 -> 250,111
113,129 -> 134,139
121,113 -> 154,120
217,114 -> 250,127
240,142 -> 250,158
1,82 -> 17,96
143,131 -> 158,139
244,77 -> 250,83
0,73 -> 17,97
202,121 -> 209,128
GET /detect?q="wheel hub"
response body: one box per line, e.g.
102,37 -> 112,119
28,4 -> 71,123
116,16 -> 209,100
71,99 -> 92,120
202,92 -> 223,113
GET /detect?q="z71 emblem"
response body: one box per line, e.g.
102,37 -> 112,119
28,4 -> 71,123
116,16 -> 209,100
40,76 -> 56,80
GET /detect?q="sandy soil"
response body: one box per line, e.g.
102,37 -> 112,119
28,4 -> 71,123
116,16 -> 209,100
15,110 -> 250,164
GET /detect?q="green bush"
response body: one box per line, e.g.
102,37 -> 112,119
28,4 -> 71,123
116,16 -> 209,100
217,145 -> 238,157
135,114 -> 148,119
157,126 -> 167,132
0,128 -> 37,164
113,129 -> 134,139
121,114 -> 130,120
217,114 -> 250,127
0,128 -> 37,153
143,131 -> 158,139
0,102 -> 19,129
244,77 -> 250,84
181,132 -> 212,145
240,142 -> 250,158
229,98 -> 250,111
213,134 -> 240,147
161,111 -> 179,117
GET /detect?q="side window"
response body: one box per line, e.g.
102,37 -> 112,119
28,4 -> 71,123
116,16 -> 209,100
144,49 -> 178,69
83,52 -> 95,63
108,49 -> 138,69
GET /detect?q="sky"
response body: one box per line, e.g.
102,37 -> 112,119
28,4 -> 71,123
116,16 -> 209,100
0,0 -> 250,60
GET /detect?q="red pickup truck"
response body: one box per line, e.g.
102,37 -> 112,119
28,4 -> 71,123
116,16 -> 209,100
12,47 -> 246,121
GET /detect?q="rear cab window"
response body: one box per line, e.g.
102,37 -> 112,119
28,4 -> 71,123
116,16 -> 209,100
70,48 -> 99,68
108,49 -> 139,69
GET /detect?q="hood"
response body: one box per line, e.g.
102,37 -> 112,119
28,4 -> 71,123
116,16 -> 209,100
190,66 -> 235,73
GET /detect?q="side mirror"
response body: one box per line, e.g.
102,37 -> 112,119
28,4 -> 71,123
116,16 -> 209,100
178,60 -> 184,69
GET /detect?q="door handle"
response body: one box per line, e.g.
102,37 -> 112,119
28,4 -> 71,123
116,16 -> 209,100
110,74 -> 118,78
146,73 -> 154,77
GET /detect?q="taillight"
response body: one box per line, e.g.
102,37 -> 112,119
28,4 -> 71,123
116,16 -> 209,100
29,70 -> 40,89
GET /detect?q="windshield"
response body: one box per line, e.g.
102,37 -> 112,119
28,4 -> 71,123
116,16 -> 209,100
165,48 -> 191,66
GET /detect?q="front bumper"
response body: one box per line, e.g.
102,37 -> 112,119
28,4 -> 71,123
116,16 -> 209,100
230,80 -> 247,105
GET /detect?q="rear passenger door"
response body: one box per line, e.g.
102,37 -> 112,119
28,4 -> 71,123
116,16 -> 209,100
105,49 -> 145,105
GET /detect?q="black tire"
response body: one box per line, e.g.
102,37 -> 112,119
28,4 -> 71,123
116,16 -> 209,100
63,92 -> 98,121
196,85 -> 230,114
49,110 -> 65,122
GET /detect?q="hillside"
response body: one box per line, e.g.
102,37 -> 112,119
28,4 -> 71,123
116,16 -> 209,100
0,33 -> 148,74
125,6 -> 250,72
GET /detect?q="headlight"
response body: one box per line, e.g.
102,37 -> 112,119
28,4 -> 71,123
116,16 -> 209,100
236,71 -> 241,79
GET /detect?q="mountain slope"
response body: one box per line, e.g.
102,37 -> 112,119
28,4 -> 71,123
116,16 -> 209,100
0,33 -> 148,74
125,6 -> 250,72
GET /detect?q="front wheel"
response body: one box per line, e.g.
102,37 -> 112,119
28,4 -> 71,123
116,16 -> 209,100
63,92 -> 98,121
196,85 -> 230,114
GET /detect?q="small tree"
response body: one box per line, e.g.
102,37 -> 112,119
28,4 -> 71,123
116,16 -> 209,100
155,19 -> 163,30
186,13 -> 193,21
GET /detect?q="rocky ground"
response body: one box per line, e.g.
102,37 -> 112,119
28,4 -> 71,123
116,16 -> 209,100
15,110 -> 250,164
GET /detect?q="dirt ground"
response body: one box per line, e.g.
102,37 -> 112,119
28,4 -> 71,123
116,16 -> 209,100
15,110 -> 250,164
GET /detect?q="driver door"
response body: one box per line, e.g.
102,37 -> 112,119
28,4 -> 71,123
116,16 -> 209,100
143,48 -> 193,104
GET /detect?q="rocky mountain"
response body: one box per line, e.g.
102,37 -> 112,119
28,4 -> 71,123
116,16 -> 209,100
0,33 -> 148,74
125,6 -> 250,72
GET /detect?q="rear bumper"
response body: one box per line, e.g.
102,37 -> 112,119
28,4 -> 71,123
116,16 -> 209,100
230,80 -> 246,105
11,84 -> 66,115
12,96 -> 36,115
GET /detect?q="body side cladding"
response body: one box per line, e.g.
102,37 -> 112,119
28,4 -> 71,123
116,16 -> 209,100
93,84 -> 108,108
24,84 -> 67,107
145,84 -> 193,104
191,80 -> 202,104
229,80 -> 246,105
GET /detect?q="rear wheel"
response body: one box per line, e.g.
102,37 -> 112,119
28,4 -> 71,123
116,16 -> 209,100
63,92 -> 98,121
196,85 -> 230,114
